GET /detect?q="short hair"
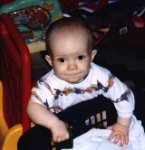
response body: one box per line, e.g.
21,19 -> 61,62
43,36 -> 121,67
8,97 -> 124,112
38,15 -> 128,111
45,17 -> 94,55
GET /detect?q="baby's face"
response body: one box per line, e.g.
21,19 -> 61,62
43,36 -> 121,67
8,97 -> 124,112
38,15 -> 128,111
46,29 -> 96,83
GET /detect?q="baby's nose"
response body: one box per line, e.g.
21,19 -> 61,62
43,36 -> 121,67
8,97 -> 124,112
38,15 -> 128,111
68,62 -> 78,70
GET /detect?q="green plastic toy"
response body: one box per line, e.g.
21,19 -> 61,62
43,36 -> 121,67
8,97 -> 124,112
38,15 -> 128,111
0,0 -> 62,23
0,0 -> 63,31
0,0 -> 63,52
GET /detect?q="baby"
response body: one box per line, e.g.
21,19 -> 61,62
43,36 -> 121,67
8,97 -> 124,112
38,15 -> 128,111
18,17 -> 135,150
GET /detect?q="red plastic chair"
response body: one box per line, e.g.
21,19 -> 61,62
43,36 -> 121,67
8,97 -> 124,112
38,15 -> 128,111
0,14 -> 31,149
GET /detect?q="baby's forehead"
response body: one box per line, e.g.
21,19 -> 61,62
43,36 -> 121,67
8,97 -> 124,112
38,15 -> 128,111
50,26 -> 88,40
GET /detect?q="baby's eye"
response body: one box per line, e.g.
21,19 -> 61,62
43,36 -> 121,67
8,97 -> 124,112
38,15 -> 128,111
57,58 -> 65,63
78,55 -> 85,60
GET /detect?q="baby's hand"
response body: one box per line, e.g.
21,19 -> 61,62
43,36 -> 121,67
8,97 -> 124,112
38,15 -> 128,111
50,119 -> 70,143
107,122 -> 129,147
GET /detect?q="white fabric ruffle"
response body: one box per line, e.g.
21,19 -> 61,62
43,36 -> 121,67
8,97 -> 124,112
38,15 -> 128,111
62,115 -> 145,150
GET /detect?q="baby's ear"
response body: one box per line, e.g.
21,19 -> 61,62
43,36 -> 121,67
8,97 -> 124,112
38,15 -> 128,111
91,49 -> 97,61
45,55 -> 53,67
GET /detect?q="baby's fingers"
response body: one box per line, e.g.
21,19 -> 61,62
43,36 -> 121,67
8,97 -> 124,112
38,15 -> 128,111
108,131 -> 115,141
124,134 -> 129,145
108,132 -> 128,147
113,134 -> 121,144
53,132 -> 70,143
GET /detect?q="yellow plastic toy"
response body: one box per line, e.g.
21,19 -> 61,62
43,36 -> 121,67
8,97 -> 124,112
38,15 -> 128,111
0,81 -> 8,149
0,80 -> 22,150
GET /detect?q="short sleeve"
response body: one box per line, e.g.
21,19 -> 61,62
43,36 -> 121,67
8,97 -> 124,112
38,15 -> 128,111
31,80 -> 54,109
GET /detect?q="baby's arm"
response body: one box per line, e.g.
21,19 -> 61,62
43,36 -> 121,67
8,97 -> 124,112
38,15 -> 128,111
27,99 -> 70,143
107,116 -> 131,146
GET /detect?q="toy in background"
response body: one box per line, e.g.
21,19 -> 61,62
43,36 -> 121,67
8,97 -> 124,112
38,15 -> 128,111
9,5 -> 51,53
0,0 -> 63,53
132,7 -> 145,28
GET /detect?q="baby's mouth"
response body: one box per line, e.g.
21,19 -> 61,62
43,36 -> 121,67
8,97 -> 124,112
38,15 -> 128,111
65,72 -> 82,76
65,73 -> 81,78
